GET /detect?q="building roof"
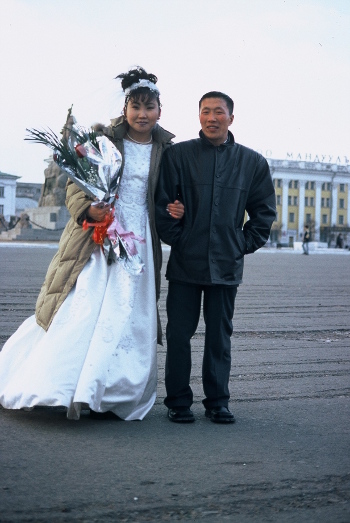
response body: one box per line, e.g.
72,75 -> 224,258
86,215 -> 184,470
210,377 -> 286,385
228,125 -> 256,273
267,158 -> 350,174
17,182 -> 42,189
0,172 -> 21,180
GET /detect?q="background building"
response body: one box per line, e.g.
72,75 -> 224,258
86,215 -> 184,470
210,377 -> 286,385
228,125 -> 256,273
2,158 -> 350,246
15,182 -> 42,215
268,158 -> 350,247
0,172 -> 20,222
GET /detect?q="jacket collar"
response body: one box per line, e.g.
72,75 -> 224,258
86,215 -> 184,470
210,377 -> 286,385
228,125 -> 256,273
199,129 -> 235,148
105,115 -> 175,144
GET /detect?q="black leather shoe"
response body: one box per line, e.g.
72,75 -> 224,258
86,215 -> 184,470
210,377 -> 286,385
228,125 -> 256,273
205,406 -> 235,423
168,407 -> 195,423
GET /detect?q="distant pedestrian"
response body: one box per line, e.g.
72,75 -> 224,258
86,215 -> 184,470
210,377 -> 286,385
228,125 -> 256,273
302,225 -> 310,255
336,233 -> 344,249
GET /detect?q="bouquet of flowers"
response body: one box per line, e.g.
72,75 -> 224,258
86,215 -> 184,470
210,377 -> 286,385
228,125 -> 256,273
25,110 -> 145,275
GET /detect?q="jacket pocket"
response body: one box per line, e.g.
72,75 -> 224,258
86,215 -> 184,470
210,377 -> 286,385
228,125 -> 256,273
173,226 -> 192,256
236,227 -> 247,255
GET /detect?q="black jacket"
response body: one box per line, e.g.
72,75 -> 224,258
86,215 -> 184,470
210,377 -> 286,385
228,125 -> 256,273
155,131 -> 276,286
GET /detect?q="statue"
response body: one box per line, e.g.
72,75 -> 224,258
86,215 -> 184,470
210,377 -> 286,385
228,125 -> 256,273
38,162 -> 68,206
38,105 -> 76,207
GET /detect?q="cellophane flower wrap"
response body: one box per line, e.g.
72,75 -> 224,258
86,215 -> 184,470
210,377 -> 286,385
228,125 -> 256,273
25,114 -> 145,275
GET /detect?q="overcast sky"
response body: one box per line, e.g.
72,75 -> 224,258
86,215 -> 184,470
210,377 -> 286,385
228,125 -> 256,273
0,0 -> 349,183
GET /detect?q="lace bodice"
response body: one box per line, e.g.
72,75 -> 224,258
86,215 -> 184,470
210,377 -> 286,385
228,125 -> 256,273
115,141 -> 152,235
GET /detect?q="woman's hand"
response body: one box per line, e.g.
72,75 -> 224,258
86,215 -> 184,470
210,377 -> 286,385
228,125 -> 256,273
167,200 -> 184,219
86,202 -> 111,222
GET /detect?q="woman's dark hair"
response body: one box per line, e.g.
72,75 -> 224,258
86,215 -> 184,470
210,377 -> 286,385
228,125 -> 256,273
116,66 -> 161,111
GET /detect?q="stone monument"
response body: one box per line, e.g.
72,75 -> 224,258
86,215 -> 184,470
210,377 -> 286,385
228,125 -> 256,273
38,107 -> 75,208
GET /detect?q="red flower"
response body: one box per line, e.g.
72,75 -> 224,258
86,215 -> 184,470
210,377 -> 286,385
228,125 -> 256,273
75,144 -> 87,158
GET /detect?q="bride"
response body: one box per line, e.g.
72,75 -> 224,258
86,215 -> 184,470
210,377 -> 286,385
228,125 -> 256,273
0,66 -> 183,421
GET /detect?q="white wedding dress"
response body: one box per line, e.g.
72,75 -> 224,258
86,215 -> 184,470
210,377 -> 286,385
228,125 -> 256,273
0,141 -> 157,420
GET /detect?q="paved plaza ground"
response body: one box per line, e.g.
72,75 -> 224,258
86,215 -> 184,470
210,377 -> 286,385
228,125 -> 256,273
0,244 -> 349,522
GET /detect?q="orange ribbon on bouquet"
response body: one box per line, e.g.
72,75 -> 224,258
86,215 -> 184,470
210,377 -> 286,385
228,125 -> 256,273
82,209 -> 115,245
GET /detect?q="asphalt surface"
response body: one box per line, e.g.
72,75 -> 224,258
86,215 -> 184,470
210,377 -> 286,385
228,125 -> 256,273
0,245 -> 349,523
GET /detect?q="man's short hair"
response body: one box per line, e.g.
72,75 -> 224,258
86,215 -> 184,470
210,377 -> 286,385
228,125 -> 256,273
199,91 -> 234,115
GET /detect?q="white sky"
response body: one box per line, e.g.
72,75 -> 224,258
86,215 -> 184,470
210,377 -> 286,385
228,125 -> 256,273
0,0 -> 349,183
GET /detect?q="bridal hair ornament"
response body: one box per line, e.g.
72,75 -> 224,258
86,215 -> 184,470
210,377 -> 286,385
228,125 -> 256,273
124,79 -> 160,96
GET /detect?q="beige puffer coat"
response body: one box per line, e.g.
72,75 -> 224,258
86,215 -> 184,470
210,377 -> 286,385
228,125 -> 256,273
35,116 -> 175,343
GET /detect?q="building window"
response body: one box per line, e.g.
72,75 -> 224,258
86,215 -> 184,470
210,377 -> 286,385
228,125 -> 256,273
322,214 -> 328,224
293,196 -> 298,206
50,213 -> 57,222
276,195 -> 281,205
310,197 -> 314,207
339,215 -> 344,225
0,204 -> 4,215
294,181 -> 298,189
339,184 -> 345,192
339,199 -> 344,209
289,181 -> 292,189
305,181 -> 315,190
321,197 -> 325,207
288,195 -> 292,205
289,212 -> 295,223
322,183 -> 325,190
327,183 -> 331,191
0,186 -> 4,198
326,198 -> 330,207
306,214 -> 312,223
305,196 -> 309,206
277,179 -> 281,188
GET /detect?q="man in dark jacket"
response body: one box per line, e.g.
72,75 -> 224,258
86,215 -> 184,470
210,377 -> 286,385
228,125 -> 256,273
155,91 -> 276,424
302,225 -> 310,254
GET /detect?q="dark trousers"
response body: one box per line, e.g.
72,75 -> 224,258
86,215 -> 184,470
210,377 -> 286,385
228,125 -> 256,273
164,281 -> 237,410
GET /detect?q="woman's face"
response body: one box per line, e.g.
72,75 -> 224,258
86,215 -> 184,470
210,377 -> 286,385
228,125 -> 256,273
125,95 -> 161,137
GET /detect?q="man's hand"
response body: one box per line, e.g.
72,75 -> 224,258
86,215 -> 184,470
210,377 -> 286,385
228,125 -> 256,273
167,200 -> 184,219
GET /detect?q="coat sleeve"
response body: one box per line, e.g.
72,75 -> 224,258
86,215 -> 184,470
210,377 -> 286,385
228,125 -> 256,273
243,157 -> 277,253
65,180 -> 94,225
155,148 -> 183,246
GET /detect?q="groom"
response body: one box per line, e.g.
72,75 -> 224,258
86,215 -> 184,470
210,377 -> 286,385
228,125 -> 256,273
155,91 -> 276,423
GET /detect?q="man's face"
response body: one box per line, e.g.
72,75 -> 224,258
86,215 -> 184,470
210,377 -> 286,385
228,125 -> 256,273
199,97 -> 234,146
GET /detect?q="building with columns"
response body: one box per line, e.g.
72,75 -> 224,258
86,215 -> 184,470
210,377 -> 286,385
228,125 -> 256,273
2,158 -> 350,246
267,158 -> 350,246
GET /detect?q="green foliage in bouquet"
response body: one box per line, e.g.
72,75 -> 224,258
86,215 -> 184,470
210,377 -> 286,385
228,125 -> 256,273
24,125 -> 103,190
25,106 -> 122,204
